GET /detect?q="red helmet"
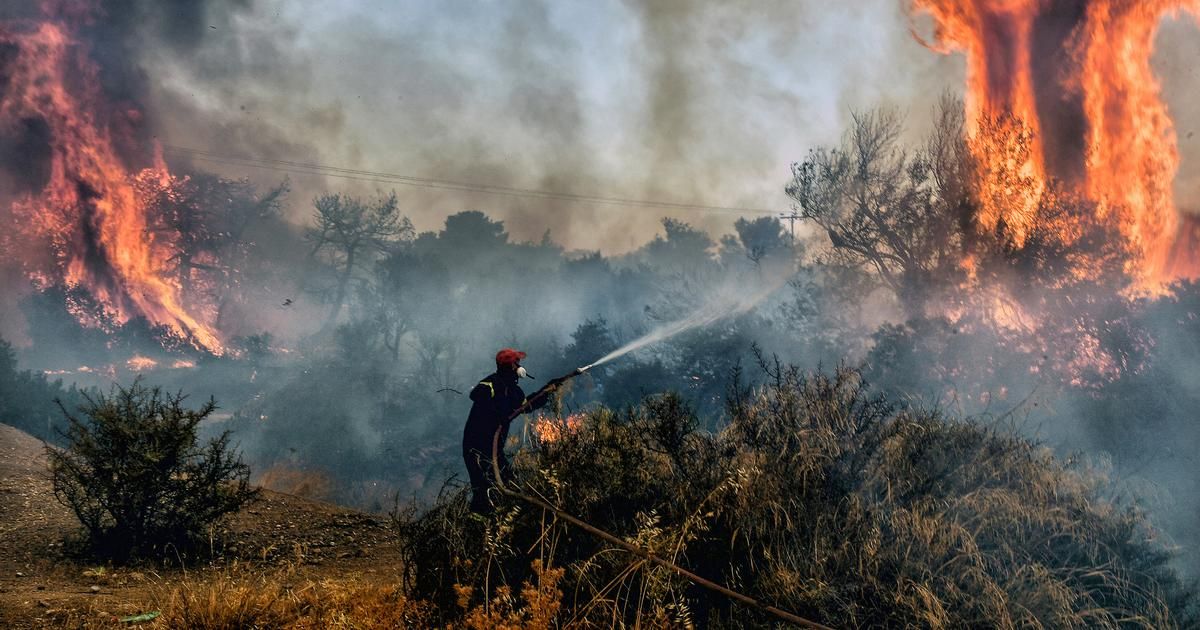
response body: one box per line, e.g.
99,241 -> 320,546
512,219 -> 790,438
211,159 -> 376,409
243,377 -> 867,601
495,348 -> 526,368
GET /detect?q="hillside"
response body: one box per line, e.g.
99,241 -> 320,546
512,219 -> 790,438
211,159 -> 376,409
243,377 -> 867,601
0,423 -> 407,628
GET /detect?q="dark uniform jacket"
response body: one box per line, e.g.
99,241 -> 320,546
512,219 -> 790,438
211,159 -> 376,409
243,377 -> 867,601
463,371 -> 546,452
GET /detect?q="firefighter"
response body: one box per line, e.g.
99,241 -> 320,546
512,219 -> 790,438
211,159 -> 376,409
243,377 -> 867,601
463,348 -> 564,514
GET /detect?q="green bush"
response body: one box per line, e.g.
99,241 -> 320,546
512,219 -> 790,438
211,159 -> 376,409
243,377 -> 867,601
400,366 -> 1196,628
47,380 -> 258,560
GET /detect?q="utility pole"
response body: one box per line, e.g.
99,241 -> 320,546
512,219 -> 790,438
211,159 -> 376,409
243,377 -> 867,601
779,209 -> 801,244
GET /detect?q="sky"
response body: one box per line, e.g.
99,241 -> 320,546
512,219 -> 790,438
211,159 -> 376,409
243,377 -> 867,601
142,0 -> 966,253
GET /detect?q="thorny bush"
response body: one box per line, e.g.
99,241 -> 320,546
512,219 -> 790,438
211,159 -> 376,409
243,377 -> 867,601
397,365 -> 1197,628
47,379 -> 258,561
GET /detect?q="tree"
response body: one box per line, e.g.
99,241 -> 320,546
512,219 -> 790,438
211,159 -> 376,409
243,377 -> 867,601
209,178 -> 288,329
640,218 -> 715,273
47,380 -> 257,559
438,210 -> 509,252
306,192 -> 413,327
364,250 -> 431,362
721,216 -> 791,268
139,172 -> 287,312
786,98 -> 1135,322
785,106 -> 966,317
562,317 -> 617,376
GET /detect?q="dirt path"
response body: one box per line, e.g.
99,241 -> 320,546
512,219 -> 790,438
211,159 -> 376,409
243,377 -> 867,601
0,423 -> 409,628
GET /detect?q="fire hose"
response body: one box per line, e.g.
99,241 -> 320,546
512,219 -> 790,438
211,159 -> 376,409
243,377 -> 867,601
489,366 -> 833,630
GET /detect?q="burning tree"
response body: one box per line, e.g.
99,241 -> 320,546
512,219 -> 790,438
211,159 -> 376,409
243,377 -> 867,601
909,0 -> 1200,283
0,17 -> 226,353
788,97 -> 1146,402
787,99 -> 1135,317
138,173 -> 288,331
1,5 -> 291,357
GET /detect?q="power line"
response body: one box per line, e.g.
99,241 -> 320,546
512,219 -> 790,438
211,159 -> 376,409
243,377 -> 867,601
161,144 -> 779,216
779,209 -> 802,243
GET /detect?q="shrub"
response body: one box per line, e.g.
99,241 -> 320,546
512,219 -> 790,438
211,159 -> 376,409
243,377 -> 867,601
400,366 -> 1197,628
47,379 -> 258,559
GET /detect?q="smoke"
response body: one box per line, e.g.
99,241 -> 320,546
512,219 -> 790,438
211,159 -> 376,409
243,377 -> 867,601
586,256 -> 795,369
1157,14 -> 1200,211
47,0 -> 962,254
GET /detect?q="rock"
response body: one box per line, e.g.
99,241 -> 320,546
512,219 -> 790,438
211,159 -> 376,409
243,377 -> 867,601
36,599 -> 49,608
89,585 -> 101,594
15,571 -> 25,577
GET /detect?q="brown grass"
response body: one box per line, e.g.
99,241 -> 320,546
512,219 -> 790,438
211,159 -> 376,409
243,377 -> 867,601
160,573 -> 433,629
48,557 -> 563,629
254,465 -> 336,503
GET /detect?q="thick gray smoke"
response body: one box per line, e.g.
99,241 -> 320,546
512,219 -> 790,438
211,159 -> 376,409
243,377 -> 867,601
88,0 -> 963,252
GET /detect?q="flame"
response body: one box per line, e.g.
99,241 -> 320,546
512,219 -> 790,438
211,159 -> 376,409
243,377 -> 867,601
531,413 -> 584,444
0,14 -> 223,352
125,355 -> 158,372
911,0 -> 1200,284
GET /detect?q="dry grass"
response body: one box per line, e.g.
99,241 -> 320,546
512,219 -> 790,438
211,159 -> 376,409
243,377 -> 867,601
49,555 -> 562,629
160,572 -> 433,629
49,365 -> 1197,628
452,559 -> 564,630
399,365 -> 1197,628
254,465 -> 336,503
110,560 -> 558,630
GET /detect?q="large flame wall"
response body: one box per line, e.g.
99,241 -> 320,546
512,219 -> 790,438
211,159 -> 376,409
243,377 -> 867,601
0,17 -> 222,352
912,0 -> 1200,283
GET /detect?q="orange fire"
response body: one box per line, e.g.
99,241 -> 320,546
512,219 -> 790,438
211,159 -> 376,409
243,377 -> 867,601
125,355 -> 158,372
911,0 -> 1200,284
0,14 -> 223,352
531,413 -> 584,444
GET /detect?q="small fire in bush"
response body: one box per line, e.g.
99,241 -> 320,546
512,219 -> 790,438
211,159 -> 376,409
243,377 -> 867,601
530,413 -> 584,444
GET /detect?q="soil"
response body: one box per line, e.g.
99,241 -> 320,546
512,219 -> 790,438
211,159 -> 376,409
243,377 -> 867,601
0,423 -> 408,628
